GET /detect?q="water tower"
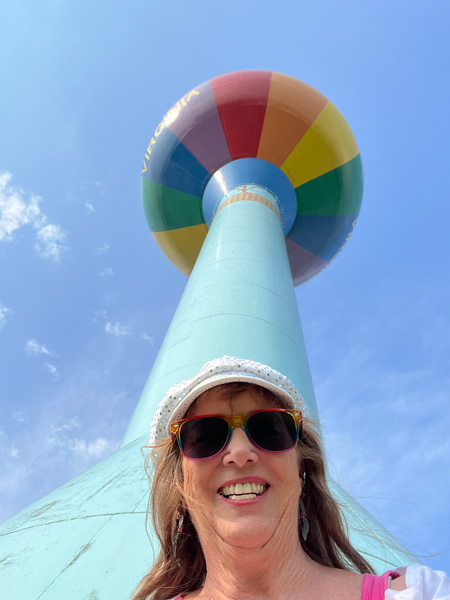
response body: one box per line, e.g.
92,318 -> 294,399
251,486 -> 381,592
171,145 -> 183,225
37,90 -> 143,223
0,71 -> 416,599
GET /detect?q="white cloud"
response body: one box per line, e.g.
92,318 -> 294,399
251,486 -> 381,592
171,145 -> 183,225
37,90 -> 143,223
0,172 -> 44,241
24,340 -> 59,378
85,202 -> 95,214
94,242 -> 109,254
99,267 -> 113,280
142,333 -> 154,345
46,363 -> 60,380
69,437 -> 118,461
0,171 -> 69,262
104,321 -> 129,337
82,179 -> 102,191
49,417 -> 81,434
10,409 -> 27,423
0,303 -> 12,329
92,309 -> 107,323
25,339 -> 51,356
35,223 -> 68,263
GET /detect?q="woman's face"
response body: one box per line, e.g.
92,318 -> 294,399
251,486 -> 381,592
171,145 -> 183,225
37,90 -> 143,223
182,386 -> 303,553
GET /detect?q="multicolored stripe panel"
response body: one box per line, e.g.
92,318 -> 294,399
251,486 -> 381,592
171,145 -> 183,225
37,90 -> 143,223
142,70 -> 363,285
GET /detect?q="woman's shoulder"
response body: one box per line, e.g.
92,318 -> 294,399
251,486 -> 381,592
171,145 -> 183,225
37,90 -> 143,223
385,564 -> 450,599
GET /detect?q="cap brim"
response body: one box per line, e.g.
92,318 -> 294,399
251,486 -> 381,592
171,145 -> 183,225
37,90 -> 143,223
168,371 -> 296,433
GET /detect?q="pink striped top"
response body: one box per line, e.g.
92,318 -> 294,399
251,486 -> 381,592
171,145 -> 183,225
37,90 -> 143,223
361,570 -> 401,600
173,571 -> 401,600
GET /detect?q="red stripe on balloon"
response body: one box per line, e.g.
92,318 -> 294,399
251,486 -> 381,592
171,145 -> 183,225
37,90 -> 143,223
211,71 -> 272,160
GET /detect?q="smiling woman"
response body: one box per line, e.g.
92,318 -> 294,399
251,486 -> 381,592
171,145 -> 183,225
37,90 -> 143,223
130,357 -> 450,600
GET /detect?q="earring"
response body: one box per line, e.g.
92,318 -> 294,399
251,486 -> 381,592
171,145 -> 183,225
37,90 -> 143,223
299,497 -> 309,541
172,503 -> 185,557
299,472 -> 309,542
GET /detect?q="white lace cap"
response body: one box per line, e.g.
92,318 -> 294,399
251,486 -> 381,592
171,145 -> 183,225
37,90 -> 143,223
149,356 -> 308,445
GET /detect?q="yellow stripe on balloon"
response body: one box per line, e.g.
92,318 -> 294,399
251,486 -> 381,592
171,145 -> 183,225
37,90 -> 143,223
281,101 -> 360,188
151,224 -> 208,276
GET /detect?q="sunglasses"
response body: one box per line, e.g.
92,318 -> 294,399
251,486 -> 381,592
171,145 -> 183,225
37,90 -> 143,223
171,408 -> 303,460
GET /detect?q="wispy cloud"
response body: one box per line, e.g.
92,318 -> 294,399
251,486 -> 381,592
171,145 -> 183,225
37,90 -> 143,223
10,409 -> 27,423
24,340 -> 60,379
49,417 -> 81,434
0,171 -> 69,262
35,223 -> 68,263
46,363 -> 60,381
0,303 -> 12,329
99,267 -> 113,280
25,339 -> 51,356
104,321 -> 129,337
69,437 -> 119,461
94,242 -> 109,254
42,432 -> 120,471
142,333 -> 154,345
92,309 -> 107,323
85,202 -> 95,214
82,179 -> 102,191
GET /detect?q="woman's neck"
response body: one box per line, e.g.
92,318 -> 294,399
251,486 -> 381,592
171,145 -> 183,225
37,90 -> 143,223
195,532 -> 318,600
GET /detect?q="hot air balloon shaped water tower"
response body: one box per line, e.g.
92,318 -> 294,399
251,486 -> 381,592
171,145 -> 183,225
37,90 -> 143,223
0,71 -> 416,600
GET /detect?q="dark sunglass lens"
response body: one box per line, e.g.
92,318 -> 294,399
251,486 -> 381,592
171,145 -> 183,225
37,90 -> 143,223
247,411 -> 297,452
179,417 -> 229,459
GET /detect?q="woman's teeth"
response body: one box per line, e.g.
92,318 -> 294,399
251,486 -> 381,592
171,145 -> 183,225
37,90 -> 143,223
219,482 -> 268,499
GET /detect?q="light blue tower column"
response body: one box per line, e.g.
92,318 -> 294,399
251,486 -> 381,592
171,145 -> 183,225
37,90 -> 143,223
122,181 -> 318,447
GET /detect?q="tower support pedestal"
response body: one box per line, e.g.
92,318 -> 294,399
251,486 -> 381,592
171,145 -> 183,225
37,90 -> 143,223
123,184 -> 317,446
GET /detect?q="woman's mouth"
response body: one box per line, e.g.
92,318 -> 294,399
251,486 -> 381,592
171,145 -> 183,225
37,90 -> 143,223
218,482 -> 269,500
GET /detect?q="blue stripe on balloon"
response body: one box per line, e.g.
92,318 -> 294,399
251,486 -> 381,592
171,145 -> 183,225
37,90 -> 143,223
143,127 -> 211,198
287,214 -> 359,261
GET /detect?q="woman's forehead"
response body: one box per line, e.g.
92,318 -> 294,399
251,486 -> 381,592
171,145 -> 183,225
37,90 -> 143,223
188,385 -> 283,417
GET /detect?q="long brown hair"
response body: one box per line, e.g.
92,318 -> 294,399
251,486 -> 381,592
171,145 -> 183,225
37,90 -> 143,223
131,383 -> 375,600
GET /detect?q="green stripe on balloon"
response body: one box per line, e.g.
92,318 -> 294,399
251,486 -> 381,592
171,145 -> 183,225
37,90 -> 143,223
142,178 -> 204,233
294,154 -> 363,217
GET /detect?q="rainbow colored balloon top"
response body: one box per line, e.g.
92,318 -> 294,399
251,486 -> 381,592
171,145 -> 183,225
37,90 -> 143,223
142,70 -> 363,286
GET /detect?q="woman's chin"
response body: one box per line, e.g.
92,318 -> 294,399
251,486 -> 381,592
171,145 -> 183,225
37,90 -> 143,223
215,518 -> 275,549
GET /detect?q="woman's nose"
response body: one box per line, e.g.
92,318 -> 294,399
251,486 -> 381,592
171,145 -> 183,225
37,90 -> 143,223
222,427 -> 258,467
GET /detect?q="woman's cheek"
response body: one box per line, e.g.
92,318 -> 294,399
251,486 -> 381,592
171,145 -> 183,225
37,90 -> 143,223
182,462 -> 215,539
182,461 -> 210,512
182,460 -> 196,503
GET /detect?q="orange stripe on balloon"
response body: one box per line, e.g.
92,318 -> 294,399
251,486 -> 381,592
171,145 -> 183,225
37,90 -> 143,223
257,72 -> 327,167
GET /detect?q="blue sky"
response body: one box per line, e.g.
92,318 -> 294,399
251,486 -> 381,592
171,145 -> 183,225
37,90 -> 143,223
1,0 -> 449,572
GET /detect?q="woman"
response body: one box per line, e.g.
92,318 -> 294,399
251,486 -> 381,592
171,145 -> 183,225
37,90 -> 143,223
132,357 -> 449,600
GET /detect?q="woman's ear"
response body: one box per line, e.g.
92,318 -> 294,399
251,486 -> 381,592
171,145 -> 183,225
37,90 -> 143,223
299,459 -> 305,477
